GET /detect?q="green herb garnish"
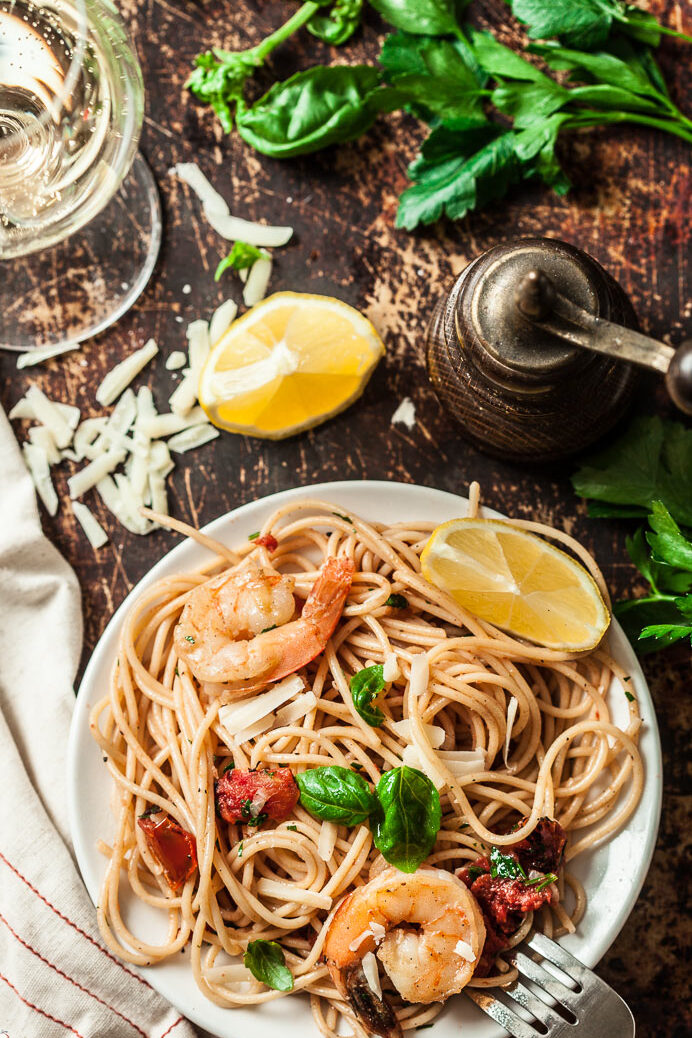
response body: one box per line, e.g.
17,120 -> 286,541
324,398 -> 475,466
248,532 -> 260,540
295,765 -> 378,826
385,593 -> 408,609
525,871 -> 558,892
350,664 -> 386,727
215,241 -> 269,281
372,765 -> 442,873
244,939 -> 294,992
332,512 -> 353,523
624,690 -> 635,702
184,635 -> 195,644
139,806 -> 162,818
489,845 -> 527,880
261,624 -> 278,633
286,823 -> 298,831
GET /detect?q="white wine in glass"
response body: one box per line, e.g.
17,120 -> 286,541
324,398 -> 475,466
0,0 -> 161,351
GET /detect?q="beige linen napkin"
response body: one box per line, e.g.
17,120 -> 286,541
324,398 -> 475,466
0,405 -> 199,1038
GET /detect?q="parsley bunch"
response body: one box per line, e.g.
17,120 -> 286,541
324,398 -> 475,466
187,0 -> 692,229
572,416 -> 692,654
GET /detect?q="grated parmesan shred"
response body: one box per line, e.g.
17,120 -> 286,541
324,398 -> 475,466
22,442 -> 58,515
95,338 -> 158,407
16,341 -> 80,368
243,256 -> 273,307
209,299 -> 238,344
72,501 -> 108,548
504,696 -> 519,768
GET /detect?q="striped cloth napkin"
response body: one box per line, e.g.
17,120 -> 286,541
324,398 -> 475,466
0,405 -> 199,1038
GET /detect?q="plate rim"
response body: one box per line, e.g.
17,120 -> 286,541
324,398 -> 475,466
67,479 -> 663,1036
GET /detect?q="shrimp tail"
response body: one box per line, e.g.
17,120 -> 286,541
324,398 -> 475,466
343,961 -> 403,1038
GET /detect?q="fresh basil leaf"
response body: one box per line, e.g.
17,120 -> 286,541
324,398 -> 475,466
646,501 -> 692,573
369,0 -> 467,37
350,665 -> 386,727
372,765 -> 441,873
308,0 -> 363,46
236,66 -> 402,158
489,845 -> 527,880
215,241 -> 269,281
572,416 -> 692,527
296,765 -> 378,825
244,940 -> 294,991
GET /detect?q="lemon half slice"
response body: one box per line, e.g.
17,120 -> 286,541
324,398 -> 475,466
199,292 -> 384,439
421,518 -> 610,651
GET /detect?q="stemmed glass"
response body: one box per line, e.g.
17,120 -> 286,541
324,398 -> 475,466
0,0 -> 161,351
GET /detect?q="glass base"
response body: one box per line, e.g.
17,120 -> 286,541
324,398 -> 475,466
0,152 -> 162,352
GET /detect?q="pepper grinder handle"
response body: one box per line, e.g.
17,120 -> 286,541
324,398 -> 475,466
516,269 -> 692,415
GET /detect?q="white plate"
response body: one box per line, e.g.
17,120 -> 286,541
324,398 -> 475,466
68,481 -> 662,1038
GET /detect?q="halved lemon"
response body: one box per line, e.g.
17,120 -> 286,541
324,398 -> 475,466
420,518 -> 610,651
198,292 -> 385,439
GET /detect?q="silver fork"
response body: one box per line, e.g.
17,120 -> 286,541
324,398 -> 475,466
465,932 -> 635,1037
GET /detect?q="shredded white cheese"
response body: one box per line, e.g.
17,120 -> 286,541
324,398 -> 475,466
454,939 -> 475,962
243,256 -> 273,307
95,338 -> 158,407
408,653 -> 429,697
382,652 -> 400,683
172,162 -> 293,246
391,719 -> 445,749
504,696 -> 519,768
209,298 -> 238,344
391,396 -> 416,429
218,675 -> 304,743
361,952 -> 382,999
72,501 -> 108,548
9,396 -> 80,428
167,424 -> 219,454
68,448 -> 126,499
402,745 -> 485,786
25,386 -> 74,448
16,341 -> 80,368
165,351 -> 187,371
317,821 -> 338,863
22,442 -> 58,515
73,417 -> 107,461
275,690 -> 318,726
28,424 -> 61,465
140,407 -> 207,439
348,922 -> 386,953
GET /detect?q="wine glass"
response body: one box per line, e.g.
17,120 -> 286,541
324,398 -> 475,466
0,0 -> 161,351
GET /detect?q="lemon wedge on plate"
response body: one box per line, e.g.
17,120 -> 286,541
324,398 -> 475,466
198,292 -> 384,439
420,518 -> 610,651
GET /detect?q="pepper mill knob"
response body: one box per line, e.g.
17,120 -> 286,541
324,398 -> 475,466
666,340 -> 692,414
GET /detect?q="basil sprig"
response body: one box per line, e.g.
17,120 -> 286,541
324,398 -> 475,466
350,665 -> 386,727
295,765 -> 378,825
297,764 -> 441,873
244,939 -> 294,991
372,766 -> 442,872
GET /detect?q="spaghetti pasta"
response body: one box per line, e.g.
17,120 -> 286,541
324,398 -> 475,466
91,489 -> 644,1036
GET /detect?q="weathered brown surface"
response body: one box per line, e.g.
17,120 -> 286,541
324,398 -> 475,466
1,0 -> 690,1033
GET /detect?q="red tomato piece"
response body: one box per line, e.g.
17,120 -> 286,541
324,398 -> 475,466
215,767 -> 299,827
137,812 -> 198,890
255,534 -> 278,552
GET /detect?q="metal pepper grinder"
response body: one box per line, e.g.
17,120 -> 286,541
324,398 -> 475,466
426,237 -> 692,462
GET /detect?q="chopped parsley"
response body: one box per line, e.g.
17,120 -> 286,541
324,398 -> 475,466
184,635 -> 195,644
332,512 -> 353,523
525,872 -> 558,893
489,845 -> 526,881
385,593 -> 408,609
286,824 -> 298,831
248,532 -> 260,540
624,690 -> 635,702
238,841 -> 243,857
261,624 -> 278,633
139,806 -> 162,818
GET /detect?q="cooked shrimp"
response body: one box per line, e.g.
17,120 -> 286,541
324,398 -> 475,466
174,556 -> 354,689
323,868 -> 486,1038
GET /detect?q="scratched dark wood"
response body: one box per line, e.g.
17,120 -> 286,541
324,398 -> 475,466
1,0 -> 690,1033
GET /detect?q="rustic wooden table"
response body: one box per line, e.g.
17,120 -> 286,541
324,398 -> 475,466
2,1 -> 690,1034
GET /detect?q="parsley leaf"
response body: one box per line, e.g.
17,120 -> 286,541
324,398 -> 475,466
572,417 -> 692,527
489,845 -> 527,880
507,0 -> 691,50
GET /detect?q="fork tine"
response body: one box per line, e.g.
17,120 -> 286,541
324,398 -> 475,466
525,931 -> 590,984
505,949 -> 581,1010
465,988 -> 540,1038
504,978 -> 571,1030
